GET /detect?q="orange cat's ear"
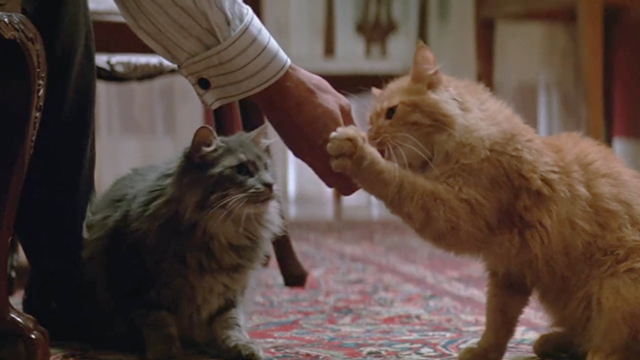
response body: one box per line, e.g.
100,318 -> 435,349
190,125 -> 217,161
410,41 -> 442,89
371,87 -> 383,98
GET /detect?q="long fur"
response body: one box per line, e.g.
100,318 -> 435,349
81,125 -> 282,360
327,42 -> 640,360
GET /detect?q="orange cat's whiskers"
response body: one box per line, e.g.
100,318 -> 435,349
390,138 -> 430,162
390,141 -> 410,169
369,136 -> 382,148
432,122 -> 456,136
395,133 -> 431,158
379,142 -> 388,159
386,143 -> 400,179
393,139 -> 440,175
372,134 -> 392,160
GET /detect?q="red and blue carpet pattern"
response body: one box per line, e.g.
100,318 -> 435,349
48,221 -> 548,359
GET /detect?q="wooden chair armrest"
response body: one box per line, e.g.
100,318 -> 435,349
0,8 -> 50,360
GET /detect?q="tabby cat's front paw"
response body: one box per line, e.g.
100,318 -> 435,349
458,345 -> 504,360
202,340 -> 263,360
227,340 -> 263,360
327,126 -> 376,176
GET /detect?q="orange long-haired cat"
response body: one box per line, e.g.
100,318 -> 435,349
327,42 -> 640,360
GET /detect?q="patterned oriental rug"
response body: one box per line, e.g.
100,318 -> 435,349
42,221 -> 548,360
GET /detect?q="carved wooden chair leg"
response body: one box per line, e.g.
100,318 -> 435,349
0,9 -> 50,360
259,204 -> 308,287
272,209 -> 308,287
333,189 -> 343,220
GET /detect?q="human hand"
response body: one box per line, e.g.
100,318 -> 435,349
250,64 -> 359,196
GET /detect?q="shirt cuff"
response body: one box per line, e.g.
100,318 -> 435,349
178,11 -> 291,110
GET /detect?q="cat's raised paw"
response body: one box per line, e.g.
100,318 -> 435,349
458,345 -> 503,360
327,126 -> 369,175
328,126 -> 367,154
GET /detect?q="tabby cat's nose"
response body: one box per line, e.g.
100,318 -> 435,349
263,182 -> 274,192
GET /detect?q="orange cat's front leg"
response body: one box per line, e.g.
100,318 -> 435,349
328,126 -> 489,247
327,126 -> 409,209
328,129 -> 527,360
459,271 -> 531,360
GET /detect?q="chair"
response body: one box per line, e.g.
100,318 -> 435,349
0,0 -> 50,359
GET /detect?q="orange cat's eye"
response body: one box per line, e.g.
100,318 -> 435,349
385,106 -> 397,120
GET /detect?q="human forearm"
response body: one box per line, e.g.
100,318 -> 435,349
251,65 -> 358,195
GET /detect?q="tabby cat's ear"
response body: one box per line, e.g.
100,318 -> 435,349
249,123 -> 272,150
371,87 -> 383,98
410,41 -> 442,89
190,125 -> 217,161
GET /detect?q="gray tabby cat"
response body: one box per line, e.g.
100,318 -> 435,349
81,124 -> 281,360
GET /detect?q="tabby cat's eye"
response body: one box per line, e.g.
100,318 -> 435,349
235,163 -> 251,176
385,106 -> 397,120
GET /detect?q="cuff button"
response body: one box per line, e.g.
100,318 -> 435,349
197,77 -> 211,90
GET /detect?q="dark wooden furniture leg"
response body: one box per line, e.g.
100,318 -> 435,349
475,0 -> 495,90
272,210 -> 308,287
0,8 -> 50,360
577,0 -> 605,142
215,101 -> 308,287
213,101 -> 245,135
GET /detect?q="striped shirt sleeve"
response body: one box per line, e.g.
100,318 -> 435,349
113,0 -> 291,109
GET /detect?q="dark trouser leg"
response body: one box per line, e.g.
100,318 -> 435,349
15,0 -> 96,341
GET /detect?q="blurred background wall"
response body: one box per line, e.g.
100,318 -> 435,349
91,0 -> 639,221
